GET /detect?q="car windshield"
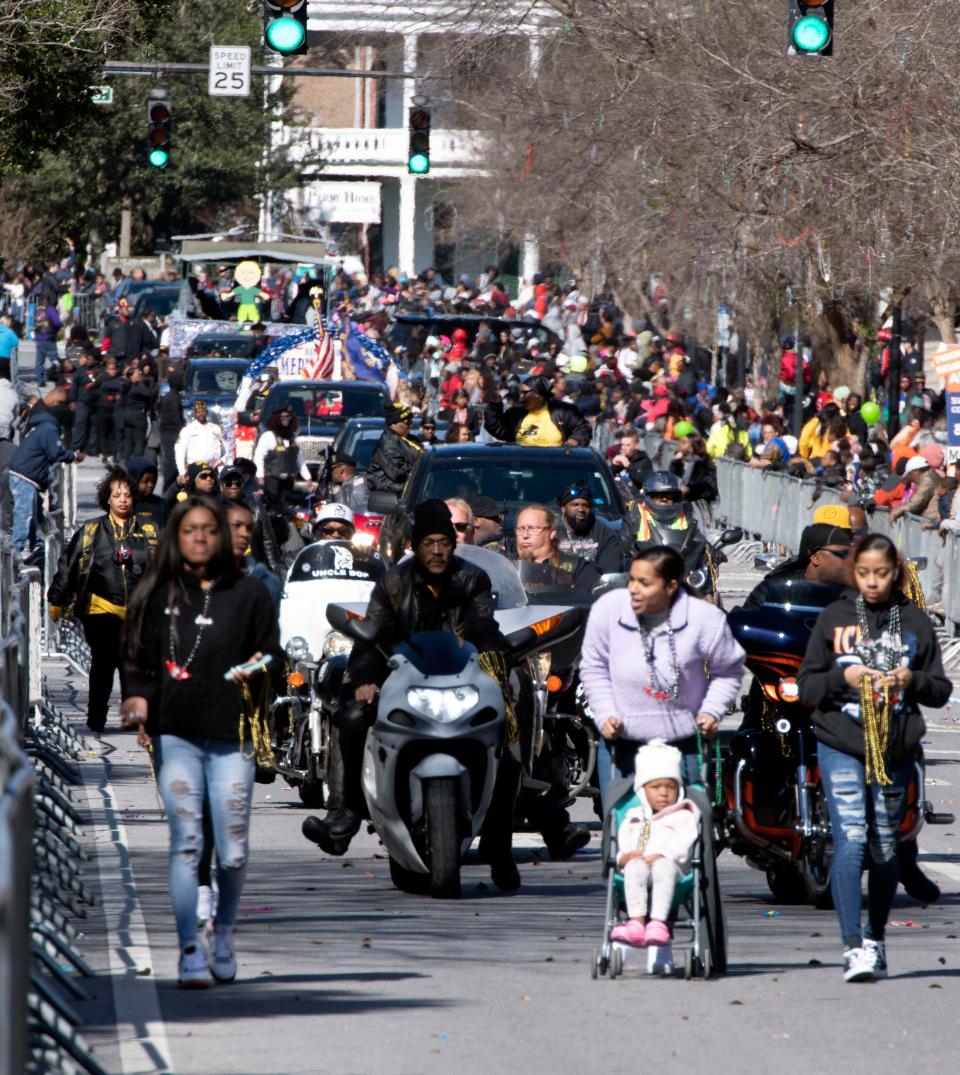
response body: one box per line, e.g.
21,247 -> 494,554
264,386 -> 385,422
187,337 -> 252,358
418,455 -> 620,518
188,363 -> 248,396
138,291 -> 179,317
351,436 -> 379,471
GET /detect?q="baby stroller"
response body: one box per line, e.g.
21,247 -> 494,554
591,778 -> 726,980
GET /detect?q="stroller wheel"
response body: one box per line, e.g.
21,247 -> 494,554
701,947 -> 712,980
610,947 -> 623,979
683,948 -> 694,980
591,948 -> 600,979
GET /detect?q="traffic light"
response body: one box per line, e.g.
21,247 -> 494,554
147,91 -> 171,168
408,107 -> 431,175
788,0 -> 833,56
263,0 -> 308,55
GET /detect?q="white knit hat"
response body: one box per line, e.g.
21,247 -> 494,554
633,739 -> 684,796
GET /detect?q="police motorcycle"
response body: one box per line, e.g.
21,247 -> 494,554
722,566 -> 945,906
275,541 -> 385,806
628,470 -> 742,607
325,545 -> 584,898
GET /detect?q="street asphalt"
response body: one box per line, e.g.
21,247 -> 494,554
38,456 -> 960,1075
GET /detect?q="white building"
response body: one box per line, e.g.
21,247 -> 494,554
264,0 -> 544,284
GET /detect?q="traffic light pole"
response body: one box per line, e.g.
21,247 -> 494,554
102,60 -> 419,79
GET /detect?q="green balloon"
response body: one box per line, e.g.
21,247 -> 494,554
860,401 -> 880,426
673,420 -> 695,438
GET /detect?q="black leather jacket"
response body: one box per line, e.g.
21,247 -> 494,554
48,512 -> 159,611
366,427 -> 424,494
483,398 -> 591,446
347,556 -> 507,686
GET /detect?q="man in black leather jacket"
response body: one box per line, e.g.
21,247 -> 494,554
482,373 -> 591,447
302,499 -> 523,890
366,402 -> 424,494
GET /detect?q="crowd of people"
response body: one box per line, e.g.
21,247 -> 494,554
0,253 -> 953,992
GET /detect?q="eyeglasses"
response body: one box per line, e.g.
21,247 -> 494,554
419,537 -> 453,550
515,525 -> 550,535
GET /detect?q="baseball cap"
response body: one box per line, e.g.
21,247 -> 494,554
798,523 -> 853,561
467,493 -> 504,521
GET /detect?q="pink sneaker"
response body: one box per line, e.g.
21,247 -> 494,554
610,920 -> 646,946
644,920 -> 671,946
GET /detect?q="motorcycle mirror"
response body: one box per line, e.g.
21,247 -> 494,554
720,527 -> 744,546
592,572 -> 628,597
907,555 -> 928,571
754,553 -> 788,573
326,603 -> 379,642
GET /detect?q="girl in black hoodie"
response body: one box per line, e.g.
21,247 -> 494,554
798,534 -> 950,984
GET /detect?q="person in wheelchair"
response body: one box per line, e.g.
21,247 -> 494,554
610,741 -> 700,950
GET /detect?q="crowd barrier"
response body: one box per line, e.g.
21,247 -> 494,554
0,465 -> 105,1075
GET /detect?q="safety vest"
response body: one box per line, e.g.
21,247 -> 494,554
636,504 -> 688,542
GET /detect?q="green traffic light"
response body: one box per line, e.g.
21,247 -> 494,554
792,15 -> 830,52
148,148 -> 169,168
408,153 -> 429,175
266,16 -> 306,53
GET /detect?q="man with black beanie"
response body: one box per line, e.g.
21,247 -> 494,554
302,500 -> 523,891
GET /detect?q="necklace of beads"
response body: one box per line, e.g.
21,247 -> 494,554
637,615 -> 680,701
166,583 -> 215,680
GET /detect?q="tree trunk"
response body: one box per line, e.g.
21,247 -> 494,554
929,294 -> 956,347
810,301 -> 863,396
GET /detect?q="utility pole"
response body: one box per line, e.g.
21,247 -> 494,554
886,298 -> 903,439
793,302 -> 804,438
120,196 -> 132,258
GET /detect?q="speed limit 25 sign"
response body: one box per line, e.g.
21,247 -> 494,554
209,46 -> 251,97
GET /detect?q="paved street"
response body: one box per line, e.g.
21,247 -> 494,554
38,461 -> 960,1074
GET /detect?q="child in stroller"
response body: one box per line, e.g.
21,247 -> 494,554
610,740 -> 701,949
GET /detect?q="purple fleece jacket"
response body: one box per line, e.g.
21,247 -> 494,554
580,588 -> 745,742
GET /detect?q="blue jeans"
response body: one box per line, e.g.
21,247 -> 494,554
8,473 -> 38,552
155,735 -> 255,948
34,340 -> 59,384
818,741 -> 913,947
597,735 -> 703,813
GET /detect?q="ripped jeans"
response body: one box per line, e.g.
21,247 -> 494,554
156,735 -> 255,947
818,741 -> 912,948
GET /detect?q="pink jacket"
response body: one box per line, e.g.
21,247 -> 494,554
617,798 -> 701,873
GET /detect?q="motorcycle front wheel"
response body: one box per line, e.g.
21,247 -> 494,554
765,866 -> 808,904
424,777 -> 461,899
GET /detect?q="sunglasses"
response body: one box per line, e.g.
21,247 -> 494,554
222,478 -> 243,487
820,546 -> 850,559
319,524 -> 352,537
453,521 -> 470,533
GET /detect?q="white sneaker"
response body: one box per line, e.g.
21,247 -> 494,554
647,944 -> 674,977
210,928 -> 237,983
196,885 -> 213,926
178,944 -> 210,989
863,937 -> 887,979
843,946 -> 875,983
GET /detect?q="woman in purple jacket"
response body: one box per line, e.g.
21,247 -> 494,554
580,545 -> 745,808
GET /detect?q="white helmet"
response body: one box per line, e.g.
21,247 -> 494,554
314,502 -> 355,529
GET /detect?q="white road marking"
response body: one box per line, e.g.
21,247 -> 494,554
83,761 -> 175,1074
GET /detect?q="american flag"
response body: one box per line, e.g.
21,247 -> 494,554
300,315 -> 334,380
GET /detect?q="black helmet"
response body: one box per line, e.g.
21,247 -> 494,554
642,470 -> 682,498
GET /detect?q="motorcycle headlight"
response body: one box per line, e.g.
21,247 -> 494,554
352,531 -> 375,548
285,636 -> 314,663
406,685 -> 479,722
323,631 -> 354,658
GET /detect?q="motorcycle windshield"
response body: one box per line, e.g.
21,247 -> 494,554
758,576 -> 843,612
514,559 -> 595,605
286,540 -> 386,584
454,545 -> 528,609
395,631 -> 476,675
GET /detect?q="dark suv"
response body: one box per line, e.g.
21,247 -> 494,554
370,443 -> 627,561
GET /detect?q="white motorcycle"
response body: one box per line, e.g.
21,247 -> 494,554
275,541 -> 385,806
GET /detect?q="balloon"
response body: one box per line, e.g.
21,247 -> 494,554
673,420 -> 694,439
860,401 -> 880,426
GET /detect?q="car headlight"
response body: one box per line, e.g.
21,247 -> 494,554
352,531 -> 375,548
323,631 -> 354,658
406,685 -> 479,722
285,636 -> 314,663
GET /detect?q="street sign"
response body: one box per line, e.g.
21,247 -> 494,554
947,376 -> 960,464
90,85 -> 113,105
208,46 -> 251,97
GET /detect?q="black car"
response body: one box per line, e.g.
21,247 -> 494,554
370,443 -> 627,561
331,415 -> 451,472
182,358 -> 252,425
251,380 -> 389,468
131,284 -> 181,322
388,313 -> 561,359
